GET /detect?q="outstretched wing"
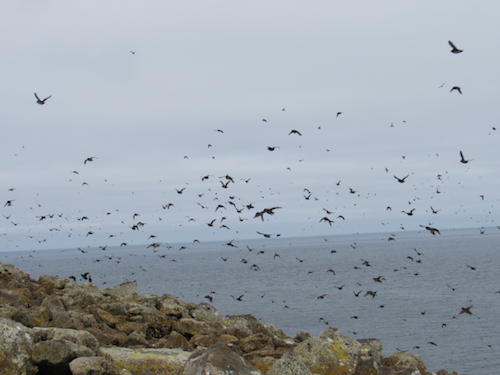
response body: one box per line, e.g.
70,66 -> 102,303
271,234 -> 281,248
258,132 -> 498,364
448,40 -> 457,49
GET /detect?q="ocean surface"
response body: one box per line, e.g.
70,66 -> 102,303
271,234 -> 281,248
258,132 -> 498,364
2,227 -> 499,375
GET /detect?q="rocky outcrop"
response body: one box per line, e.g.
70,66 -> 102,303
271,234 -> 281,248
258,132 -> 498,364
182,342 -> 261,375
0,318 -> 37,375
0,262 -> 466,375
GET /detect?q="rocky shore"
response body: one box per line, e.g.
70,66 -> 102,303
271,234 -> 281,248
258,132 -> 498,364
0,262 -> 465,375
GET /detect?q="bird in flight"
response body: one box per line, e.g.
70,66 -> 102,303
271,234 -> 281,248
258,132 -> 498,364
450,86 -> 462,94
448,41 -> 463,54
84,157 -> 97,164
459,151 -> 473,164
288,130 -> 302,136
459,305 -> 473,315
34,93 -> 51,105
319,217 -> 334,226
364,291 -> 377,298
257,231 -> 274,238
420,225 -> 440,235
402,209 -> 415,216
130,50 -> 136,54
394,174 -> 409,183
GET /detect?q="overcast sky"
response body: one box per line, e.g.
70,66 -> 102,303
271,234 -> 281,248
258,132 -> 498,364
1,1 -> 500,251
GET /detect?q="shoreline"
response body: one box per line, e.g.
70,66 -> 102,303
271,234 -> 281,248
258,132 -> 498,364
1,261 -> 465,375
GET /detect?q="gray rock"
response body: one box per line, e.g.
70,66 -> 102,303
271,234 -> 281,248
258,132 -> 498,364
38,274 -> 70,289
41,295 -> 66,318
0,263 -> 32,283
101,347 -> 191,375
190,303 -> 224,326
157,294 -> 190,318
32,339 -> 95,375
33,327 -> 101,352
383,351 -> 427,374
294,331 -> 361,375
103,281 -> 138,299
266,349 -> 312,375
358,338 -> 383,364
182,342 -> 262,375
224,314 -> 274,339
69,356 -> 132,375
0,318 -> 37,375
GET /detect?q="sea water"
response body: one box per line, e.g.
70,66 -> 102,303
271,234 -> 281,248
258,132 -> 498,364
2,227 -> 499,375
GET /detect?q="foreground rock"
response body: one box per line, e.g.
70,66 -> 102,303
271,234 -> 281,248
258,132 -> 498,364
0,262 -> 466,375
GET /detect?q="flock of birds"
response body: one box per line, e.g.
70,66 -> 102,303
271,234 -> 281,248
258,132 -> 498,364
3,40 -> 496,273
2,39 -> 499,373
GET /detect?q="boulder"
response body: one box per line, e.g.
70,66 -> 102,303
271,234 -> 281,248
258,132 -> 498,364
357,338 -> 383,364
101,347 -> 191,375
162,331 -> 195,351
157,294 -> 191,318
32,339 -> 95,375
33,327 -> 101,352
182,342 -> 262,375
190,302 -> 224,327
69,356 -> 132,375
248,355 -> 277,374
103,281 -> 138,299
0,263 -> 32,283
0,318 -> 37,375
224,314 -> 275,339
382,351 -> 429,375
266,349 -> 312,375
172,318 -> 213,336
294,329 -> 361,375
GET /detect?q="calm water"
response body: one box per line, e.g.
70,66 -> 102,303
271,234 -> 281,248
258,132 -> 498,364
2,228 -> 499,375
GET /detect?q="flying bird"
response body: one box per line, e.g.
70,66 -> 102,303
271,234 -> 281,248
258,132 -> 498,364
288,129 -> 302,136
448,40 -> 463,54
319,217 -> 334,226
257,231 -> 273,238
402,209 -> 415,216
364,291 -> 377,298
394,174 -> 409,183
84,157 -> 97,164
450,86 -> 462,94
253,207 -> 282,221
420,225 -> 440,235
34,93 -> 51,105
459,305 -> 473,315
249,264 -> 260,271
459,151 -> 473,164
